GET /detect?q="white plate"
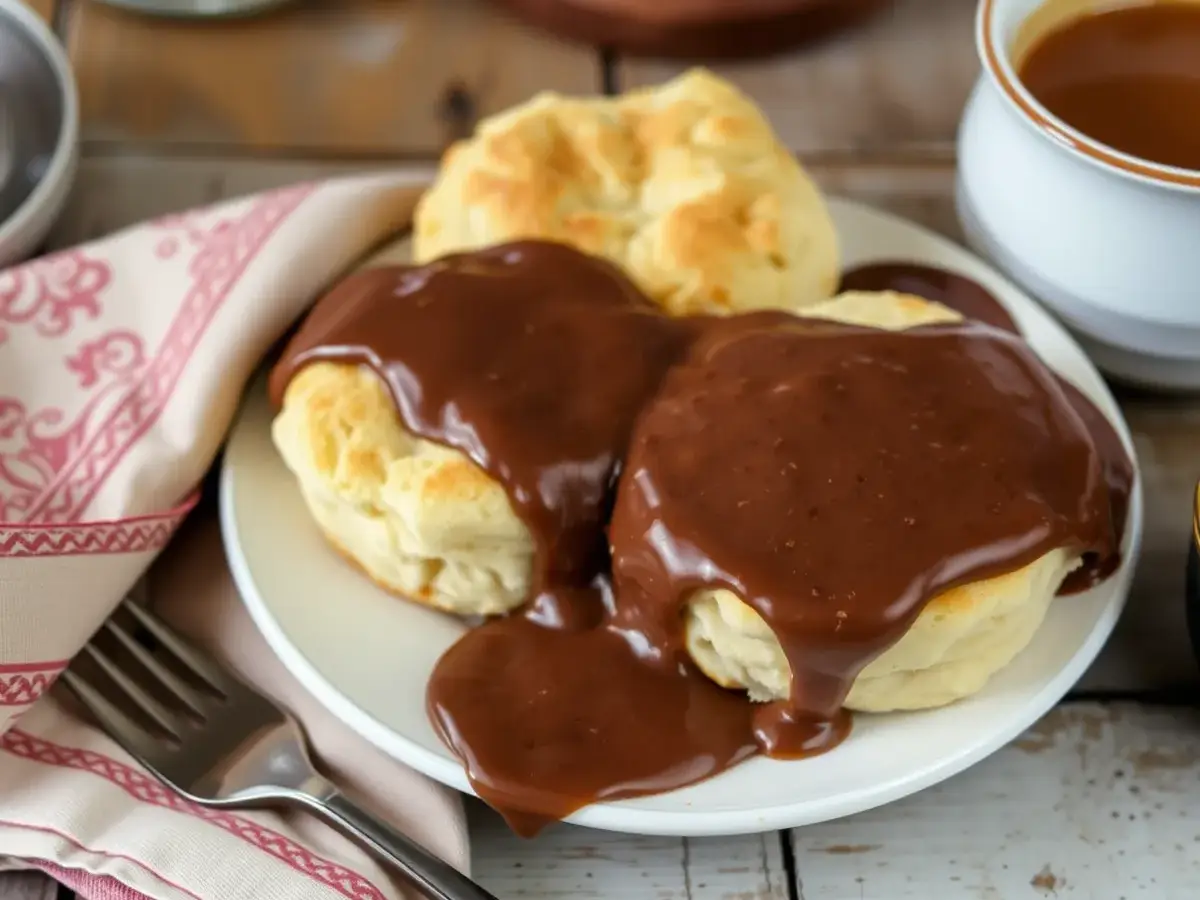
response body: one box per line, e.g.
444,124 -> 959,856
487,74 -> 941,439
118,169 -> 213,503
220,197 -> 1144,837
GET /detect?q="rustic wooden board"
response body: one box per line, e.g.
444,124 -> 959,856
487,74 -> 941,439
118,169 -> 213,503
47,154 -> 402,242
64,0 -> 602,156
618,0 -> 980,157
0,873 -> 57,900
20,0 -> 55,22
789,702 -> 1200,899
46,153 -> 1200,698
470,803 -> 790,899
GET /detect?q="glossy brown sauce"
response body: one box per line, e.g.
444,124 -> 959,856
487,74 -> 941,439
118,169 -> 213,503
271,242 -> 1132,835
269,243 -> 688,594
606,312 -> 1121,761
1019,3 -> 1200,171
840,262 -> 1020,334
840,261 -> 1133,593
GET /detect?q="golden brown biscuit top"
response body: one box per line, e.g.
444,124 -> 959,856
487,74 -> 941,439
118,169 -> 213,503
414,69 -> 839,316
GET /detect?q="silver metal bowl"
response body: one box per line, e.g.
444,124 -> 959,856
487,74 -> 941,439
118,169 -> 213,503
0,0 -> 77,266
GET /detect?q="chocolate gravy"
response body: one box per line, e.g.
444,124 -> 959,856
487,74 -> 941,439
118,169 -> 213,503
268,241 -> 689,591
608,315 -> 1118,755
1019,3 -> 1200,172
840,262 -> 1020,334
270,242 -> 1132,835
839,261 -> 1132,587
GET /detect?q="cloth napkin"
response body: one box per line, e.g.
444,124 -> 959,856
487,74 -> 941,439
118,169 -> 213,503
0,170 -> 472,899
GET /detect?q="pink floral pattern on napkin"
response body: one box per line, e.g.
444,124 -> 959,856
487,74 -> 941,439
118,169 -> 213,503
3,185 -> 311,526
0,171 -> 467,900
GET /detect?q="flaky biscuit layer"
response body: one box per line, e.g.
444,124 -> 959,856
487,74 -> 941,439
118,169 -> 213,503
413,69 -> 840,317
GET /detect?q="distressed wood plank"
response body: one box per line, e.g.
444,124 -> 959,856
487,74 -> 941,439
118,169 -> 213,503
46,154 -> 1200,694
65,0 -> 601,156
469,801 -> 789,899
47,155 -> 404,244
619,0 -> 978,157
50,156 -> 965,247
790,702 -> 1200,899
20,0 -> 55,23
0,872 -> 58,900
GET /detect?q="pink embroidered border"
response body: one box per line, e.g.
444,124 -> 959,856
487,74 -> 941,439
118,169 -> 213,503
0,499 -> 195,558
0,662 -> 67,707
0,182 -> 404,899
2,730 -> 388,900
20,183 -> 316,530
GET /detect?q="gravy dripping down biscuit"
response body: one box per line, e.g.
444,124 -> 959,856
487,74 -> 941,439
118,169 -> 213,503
266,242 -> 1131,832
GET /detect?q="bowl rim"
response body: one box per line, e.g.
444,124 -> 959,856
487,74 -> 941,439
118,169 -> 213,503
976,0 -> 1200,193
0,0 -> 79,252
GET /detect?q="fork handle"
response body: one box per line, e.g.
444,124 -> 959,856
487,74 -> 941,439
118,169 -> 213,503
293,789 -> 501,900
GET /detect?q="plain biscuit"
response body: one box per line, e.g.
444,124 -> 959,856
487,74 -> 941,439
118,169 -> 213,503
271,362 -> 534,617
413,68 -> 840,317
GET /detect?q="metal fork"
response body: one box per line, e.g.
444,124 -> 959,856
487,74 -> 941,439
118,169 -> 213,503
61,595 -> 500,900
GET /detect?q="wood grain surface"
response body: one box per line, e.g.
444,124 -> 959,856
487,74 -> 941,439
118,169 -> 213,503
619,0 -> 980,156
65,0 -> 602,155
21,0 -> 55,22
789,703 -> 1200,899
471,806 -> 791,899
63,0 -> 983,158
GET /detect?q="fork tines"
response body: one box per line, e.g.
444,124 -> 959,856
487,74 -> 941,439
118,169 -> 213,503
63,596 -> 230,747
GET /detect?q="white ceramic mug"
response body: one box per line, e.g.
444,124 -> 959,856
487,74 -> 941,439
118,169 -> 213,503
956,0 -> 1200,391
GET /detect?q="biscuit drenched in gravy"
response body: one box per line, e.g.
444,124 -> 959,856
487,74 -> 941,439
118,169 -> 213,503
414,68 -> 839,316
272,362 -> 533,616
684,291 -> 1084,713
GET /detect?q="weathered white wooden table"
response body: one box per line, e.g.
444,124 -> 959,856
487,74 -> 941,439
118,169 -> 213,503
5,1 -> 1200,897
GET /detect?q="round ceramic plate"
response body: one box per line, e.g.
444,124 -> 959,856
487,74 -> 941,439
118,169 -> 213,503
220,197 -> 1144,837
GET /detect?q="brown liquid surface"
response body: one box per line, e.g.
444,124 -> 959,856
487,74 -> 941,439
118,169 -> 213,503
840,261 -> 1133,592
1020,3 -> 1200,171
268,242 -> 690,592
271,243 -> 1132,835
608,314 -> 1117,748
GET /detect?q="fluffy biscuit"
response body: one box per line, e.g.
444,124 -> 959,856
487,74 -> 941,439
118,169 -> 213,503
413,68 -> 839,316
683,290 -> 1084,712
271,362 -> 533,616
